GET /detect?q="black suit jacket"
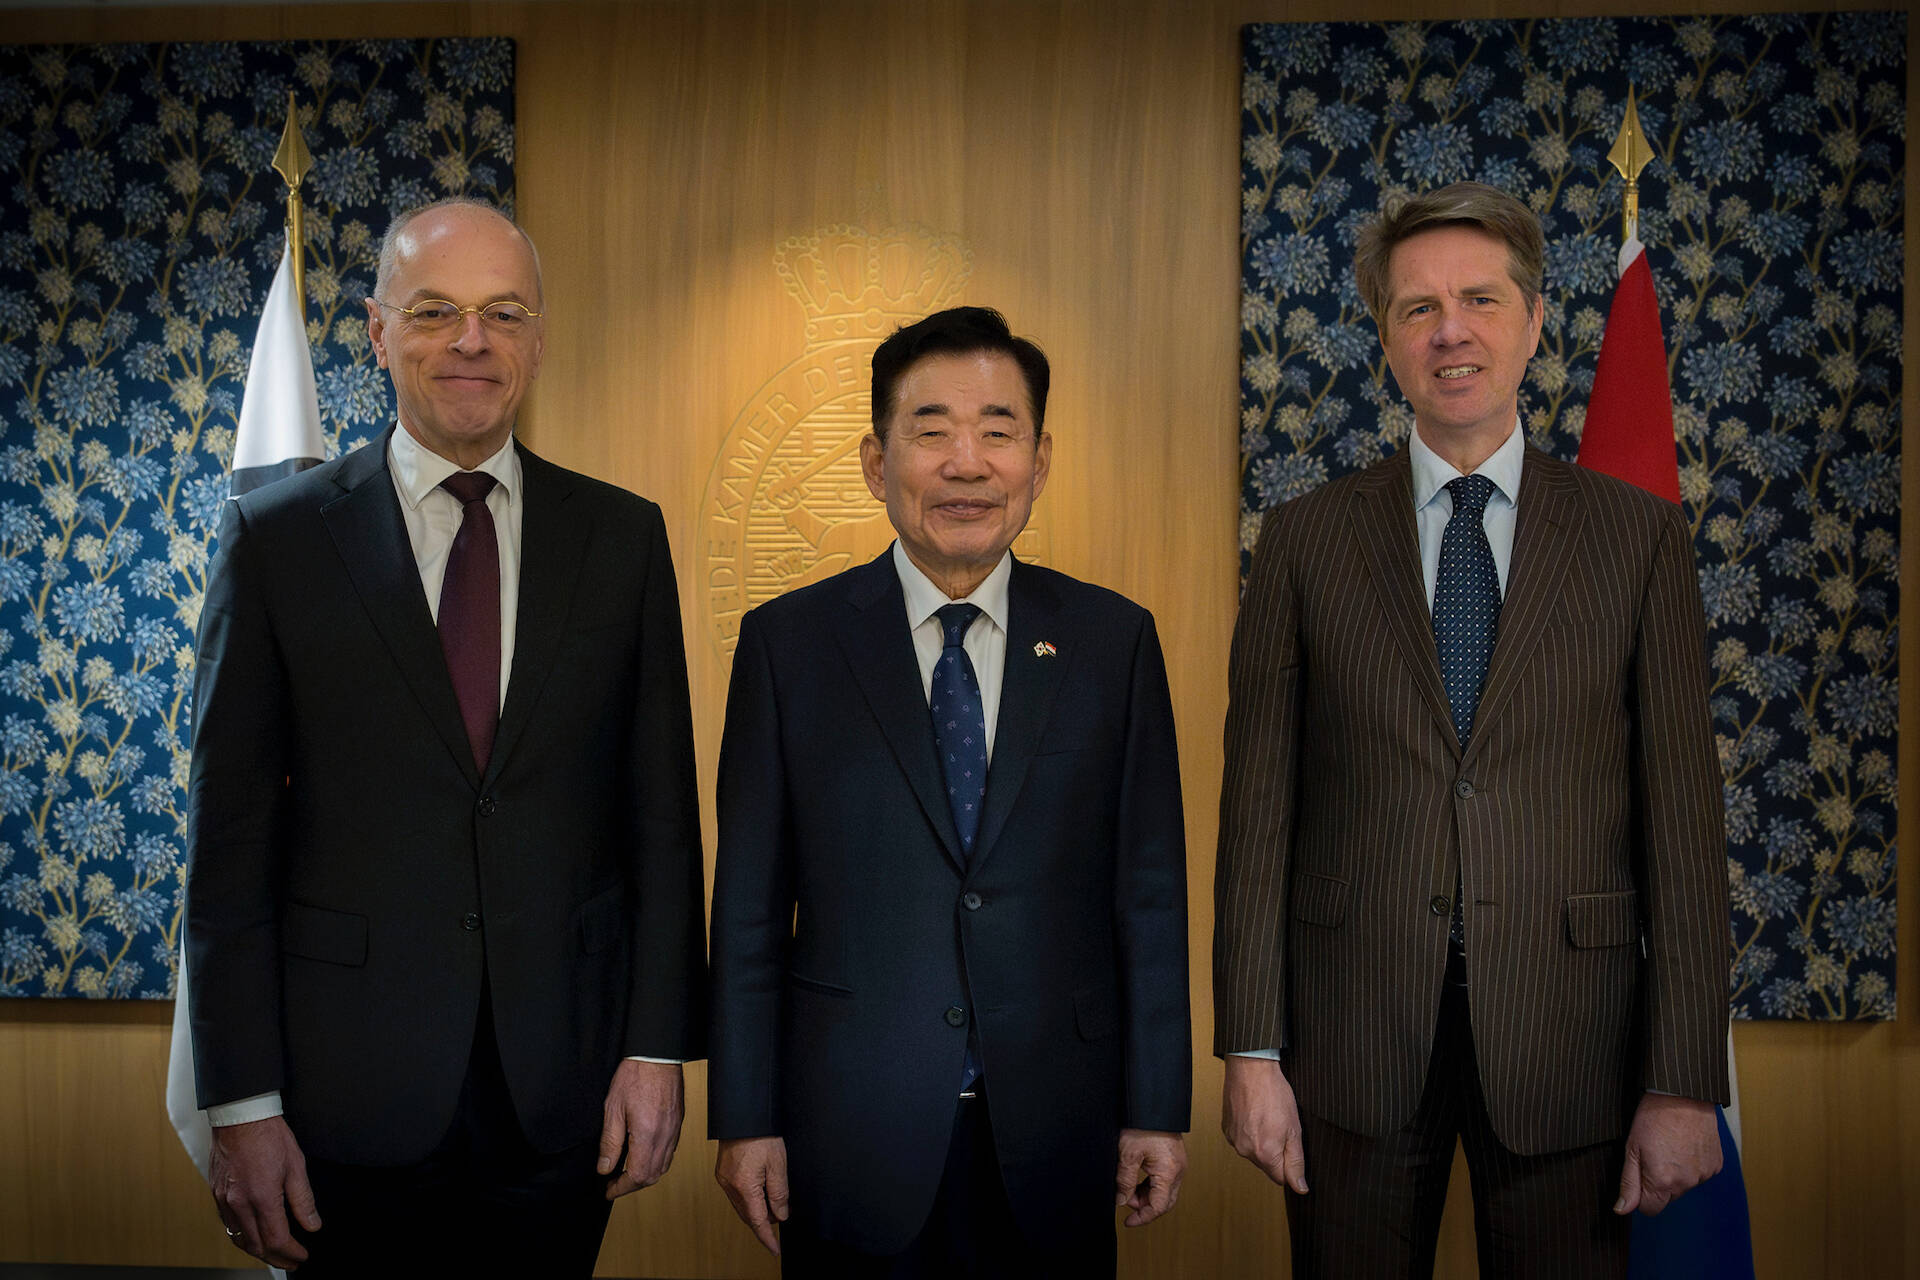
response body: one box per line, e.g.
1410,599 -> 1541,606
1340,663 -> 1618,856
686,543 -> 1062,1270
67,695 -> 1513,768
186,429 -> 706,1165
708,550 -> 1190,1253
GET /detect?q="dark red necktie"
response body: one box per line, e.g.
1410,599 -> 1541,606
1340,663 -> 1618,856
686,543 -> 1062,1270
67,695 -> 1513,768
437,471 -> 500,772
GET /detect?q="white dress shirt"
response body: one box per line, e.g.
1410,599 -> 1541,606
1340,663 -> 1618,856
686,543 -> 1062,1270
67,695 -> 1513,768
893,541 -> 1011,761
1409,419 -> 1523,608
389,425 -> 523,709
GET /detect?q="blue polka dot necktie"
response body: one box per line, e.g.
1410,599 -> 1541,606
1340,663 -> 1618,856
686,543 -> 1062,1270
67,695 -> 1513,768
931,601 -> 988,1092
930,602 -> 988,860
1433,473 -> 1501,951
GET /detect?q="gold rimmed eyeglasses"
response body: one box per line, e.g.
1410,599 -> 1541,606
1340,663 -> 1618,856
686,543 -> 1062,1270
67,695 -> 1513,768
375,298 -> 543,333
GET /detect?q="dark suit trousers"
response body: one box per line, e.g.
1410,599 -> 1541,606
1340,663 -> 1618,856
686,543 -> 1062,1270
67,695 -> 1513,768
780,1089 -> 1116,1280
291,983 -> 612,1277
1287,951 -> 1630,1280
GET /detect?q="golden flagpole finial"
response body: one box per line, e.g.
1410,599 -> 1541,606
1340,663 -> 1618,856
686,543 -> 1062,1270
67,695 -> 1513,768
271,90 -> 313,316
1606,85 -> 1653,245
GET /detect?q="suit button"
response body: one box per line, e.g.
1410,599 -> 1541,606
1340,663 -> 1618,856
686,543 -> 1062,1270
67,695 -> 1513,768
478,794 -> 497,817
961,892 -> 983,911
461,912 -> 481,931
1430,896 -> 1449,917
944,1005 -> 967,1028
1454,779 -> 1476,799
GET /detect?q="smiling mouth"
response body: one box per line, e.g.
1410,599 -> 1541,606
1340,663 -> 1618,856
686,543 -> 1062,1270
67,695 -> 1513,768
935,499 -> 998,517
1436,365 -> 1482,380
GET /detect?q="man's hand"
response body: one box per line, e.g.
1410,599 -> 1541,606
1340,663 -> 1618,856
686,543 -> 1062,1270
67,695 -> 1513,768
716,1136 -> 790,1256
208,1116 -> 320,1268
1615,1093 -> 1722,1216
1115,1129 -> 1186,1227
1222,1055 -> 1309,1194
598,1060 -> 685,1198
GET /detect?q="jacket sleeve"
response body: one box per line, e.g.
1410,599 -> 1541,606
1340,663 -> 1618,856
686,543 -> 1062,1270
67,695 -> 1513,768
707,608 -> 792,1138
1212,504 -> 1305,1058
1632,502 -> 1732,1103
622,500 -> 710,1061
1115,610 -> 1191,1131
185,498 -> 292,1108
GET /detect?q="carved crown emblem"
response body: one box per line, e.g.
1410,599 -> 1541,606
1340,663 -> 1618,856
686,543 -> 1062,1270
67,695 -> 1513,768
774,224 -> 972,348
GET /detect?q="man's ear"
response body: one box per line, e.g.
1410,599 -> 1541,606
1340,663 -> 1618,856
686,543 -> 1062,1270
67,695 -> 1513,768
366,298 -> 389,370
859,431 -> 887,503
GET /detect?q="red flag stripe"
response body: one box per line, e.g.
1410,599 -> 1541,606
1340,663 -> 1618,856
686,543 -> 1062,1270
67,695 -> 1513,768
1577,244 -> 1681,504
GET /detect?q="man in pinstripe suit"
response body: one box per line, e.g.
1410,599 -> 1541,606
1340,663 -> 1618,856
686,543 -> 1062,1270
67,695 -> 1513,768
1214,183 -> 1730,1278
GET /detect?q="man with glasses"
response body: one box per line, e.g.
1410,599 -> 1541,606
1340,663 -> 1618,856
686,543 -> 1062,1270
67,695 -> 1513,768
185,198 -> 706,1274
709,307 -> 1191,1276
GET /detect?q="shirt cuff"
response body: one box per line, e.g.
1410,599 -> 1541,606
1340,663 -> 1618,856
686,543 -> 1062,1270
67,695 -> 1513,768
625,1056 -> 688,1065
1228,1048 -> 1284,1060
208,1091 -> 284,1127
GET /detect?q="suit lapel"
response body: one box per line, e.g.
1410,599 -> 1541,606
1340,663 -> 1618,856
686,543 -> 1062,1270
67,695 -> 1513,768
835,554 -> 966,870
322,429 -> 479,787
486,446 -> 589,784
1467,449 -> 1585,766
970,561 -> 1066,871
1351,453 -> 1460,754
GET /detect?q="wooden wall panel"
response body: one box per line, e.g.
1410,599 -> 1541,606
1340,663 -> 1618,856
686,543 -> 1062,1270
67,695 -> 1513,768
0,2 -> 1911,1277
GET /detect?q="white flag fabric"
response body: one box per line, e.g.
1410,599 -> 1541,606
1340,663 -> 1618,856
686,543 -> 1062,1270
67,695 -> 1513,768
165,940 -> 213,1176
166,236 -> 321,1280
229,240 -> 325,494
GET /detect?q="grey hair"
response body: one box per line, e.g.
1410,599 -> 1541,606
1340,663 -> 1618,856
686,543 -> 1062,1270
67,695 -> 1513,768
372,196 -> 544,305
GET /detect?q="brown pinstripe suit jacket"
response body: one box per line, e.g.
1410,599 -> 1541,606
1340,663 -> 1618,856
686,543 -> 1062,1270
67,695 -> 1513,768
1214,445 -> 1730,1157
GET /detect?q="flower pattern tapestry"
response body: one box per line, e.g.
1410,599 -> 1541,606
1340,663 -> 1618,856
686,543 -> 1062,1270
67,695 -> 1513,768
1240,13 -> 1902,1020
0,37 -> 516,998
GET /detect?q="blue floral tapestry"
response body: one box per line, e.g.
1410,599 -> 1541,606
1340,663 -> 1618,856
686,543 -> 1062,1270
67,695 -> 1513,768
1239,13 -> 1902,1020
0,37 -> 516,998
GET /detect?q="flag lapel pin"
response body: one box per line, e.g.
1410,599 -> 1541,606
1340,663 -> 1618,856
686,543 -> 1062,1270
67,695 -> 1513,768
1033,640 -> 1057,658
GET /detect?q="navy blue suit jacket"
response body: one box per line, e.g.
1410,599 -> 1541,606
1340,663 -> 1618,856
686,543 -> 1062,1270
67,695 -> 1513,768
709,549 -> 1190,1252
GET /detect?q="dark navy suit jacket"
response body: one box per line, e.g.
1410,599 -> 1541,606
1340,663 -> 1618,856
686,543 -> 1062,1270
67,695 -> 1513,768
709,548 -> 1190,1252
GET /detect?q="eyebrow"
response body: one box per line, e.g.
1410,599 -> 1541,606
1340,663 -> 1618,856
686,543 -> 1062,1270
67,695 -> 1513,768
1393,281 -> 1509,309
910,402 -> 1017,417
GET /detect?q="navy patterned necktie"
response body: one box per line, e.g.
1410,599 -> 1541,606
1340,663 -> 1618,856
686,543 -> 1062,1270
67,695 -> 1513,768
930,602 -> 988,860
438,471 -> 501,773
1433,474 -> 1501,745
1433,473 -> 1500,953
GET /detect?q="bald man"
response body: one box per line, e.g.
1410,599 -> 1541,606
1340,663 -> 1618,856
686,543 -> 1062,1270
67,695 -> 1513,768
185,199 -> 706,1274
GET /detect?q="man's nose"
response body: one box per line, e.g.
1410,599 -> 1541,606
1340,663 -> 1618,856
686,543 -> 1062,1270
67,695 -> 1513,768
1430,301 -> 1470,345
942,432 -> 989,478
449,310 -> 491,353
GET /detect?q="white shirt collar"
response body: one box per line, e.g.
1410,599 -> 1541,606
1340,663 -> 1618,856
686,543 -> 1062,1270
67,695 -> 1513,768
892,541 -> 1012,635
388,425 -> 520,511
1408,417 -> 1525,511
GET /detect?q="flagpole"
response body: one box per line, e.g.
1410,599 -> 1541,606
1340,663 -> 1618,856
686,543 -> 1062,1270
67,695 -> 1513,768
271,89 -> 312,317
1579,86 -> 1682,503
1598,90 -> 1756,1278
1607,85 -> 1652,245
168,97 -> 326,1251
